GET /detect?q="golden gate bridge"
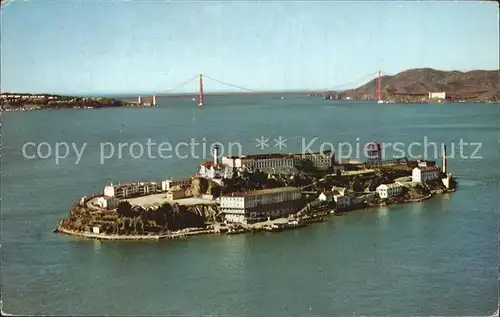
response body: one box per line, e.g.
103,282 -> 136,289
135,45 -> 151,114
135,71 -> 382,107
134,70 -> 488,107
135,73 -> 255,107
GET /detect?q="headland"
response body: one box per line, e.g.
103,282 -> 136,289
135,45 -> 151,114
55,144 -> 457,241
0,93 -> 149,112
321,68 -> 499,103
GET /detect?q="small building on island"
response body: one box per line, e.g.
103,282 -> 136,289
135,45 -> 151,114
428,92 -> 446,100
96,196 -> 120,209
412,166 -> 440,183
376,183 -> 403,199
166,188 -> 186,201
318,192 -> 333,202
417,160 -> 436,168
333,191 -> 351,209
318,187 -> 351,210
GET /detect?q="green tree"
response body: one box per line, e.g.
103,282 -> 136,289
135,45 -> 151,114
117,201 -> 132,217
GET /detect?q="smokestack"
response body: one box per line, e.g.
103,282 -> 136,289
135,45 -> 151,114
213,145 -> 218,167
442,144 -> 447,174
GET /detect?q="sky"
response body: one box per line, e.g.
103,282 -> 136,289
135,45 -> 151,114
0,0 -> 499,95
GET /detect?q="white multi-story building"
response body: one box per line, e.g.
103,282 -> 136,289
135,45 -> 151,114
412,167 -> 440,183
161,178 -> 193,191
376,183 -> 403,199
221,151 -> 333,172
104,182 -> 160,199
96,196 -> 120,209
220,187 -> 303,224
428,92 -> 446,99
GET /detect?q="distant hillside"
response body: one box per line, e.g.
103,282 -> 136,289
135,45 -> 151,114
343,68 -> 500,102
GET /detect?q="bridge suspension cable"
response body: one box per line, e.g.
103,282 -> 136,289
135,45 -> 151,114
202,75 -> 253,92
324,71 -> 381,91
164,74 -> 199,93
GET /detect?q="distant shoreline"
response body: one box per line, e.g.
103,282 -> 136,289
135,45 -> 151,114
0,93 -> 140,112
1,103 -> 152,113
1,99 -> 496,113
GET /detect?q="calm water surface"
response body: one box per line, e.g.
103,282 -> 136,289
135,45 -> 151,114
1,97 -> 498,315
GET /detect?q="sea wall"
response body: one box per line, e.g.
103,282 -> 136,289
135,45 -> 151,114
56,225 -> 216,241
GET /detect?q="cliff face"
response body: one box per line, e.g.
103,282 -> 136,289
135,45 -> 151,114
343,68 -> 500,101
60,201 -> 217,236
186,177 -> 222,197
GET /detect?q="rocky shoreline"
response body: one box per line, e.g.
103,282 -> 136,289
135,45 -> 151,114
55,154 -> 456,242
55,188 -> 455,241
54,225 -> 217,241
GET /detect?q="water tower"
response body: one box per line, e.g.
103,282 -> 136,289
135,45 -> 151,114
366,141 -> 382,166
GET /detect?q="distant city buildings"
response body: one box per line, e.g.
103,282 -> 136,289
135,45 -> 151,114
428,92 -> 447,99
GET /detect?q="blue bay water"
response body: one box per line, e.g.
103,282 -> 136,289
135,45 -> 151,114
1,96 -> 498,315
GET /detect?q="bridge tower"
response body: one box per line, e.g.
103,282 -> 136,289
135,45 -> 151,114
198,73 -> 204,107
377,71 -> 383,103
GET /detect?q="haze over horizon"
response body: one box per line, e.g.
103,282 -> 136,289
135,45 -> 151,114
1,0 -> 498,95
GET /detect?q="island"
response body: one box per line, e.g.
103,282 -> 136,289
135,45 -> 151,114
55,144 -> 457,241
322,68 -> 500,103
0,93 -> 146,112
